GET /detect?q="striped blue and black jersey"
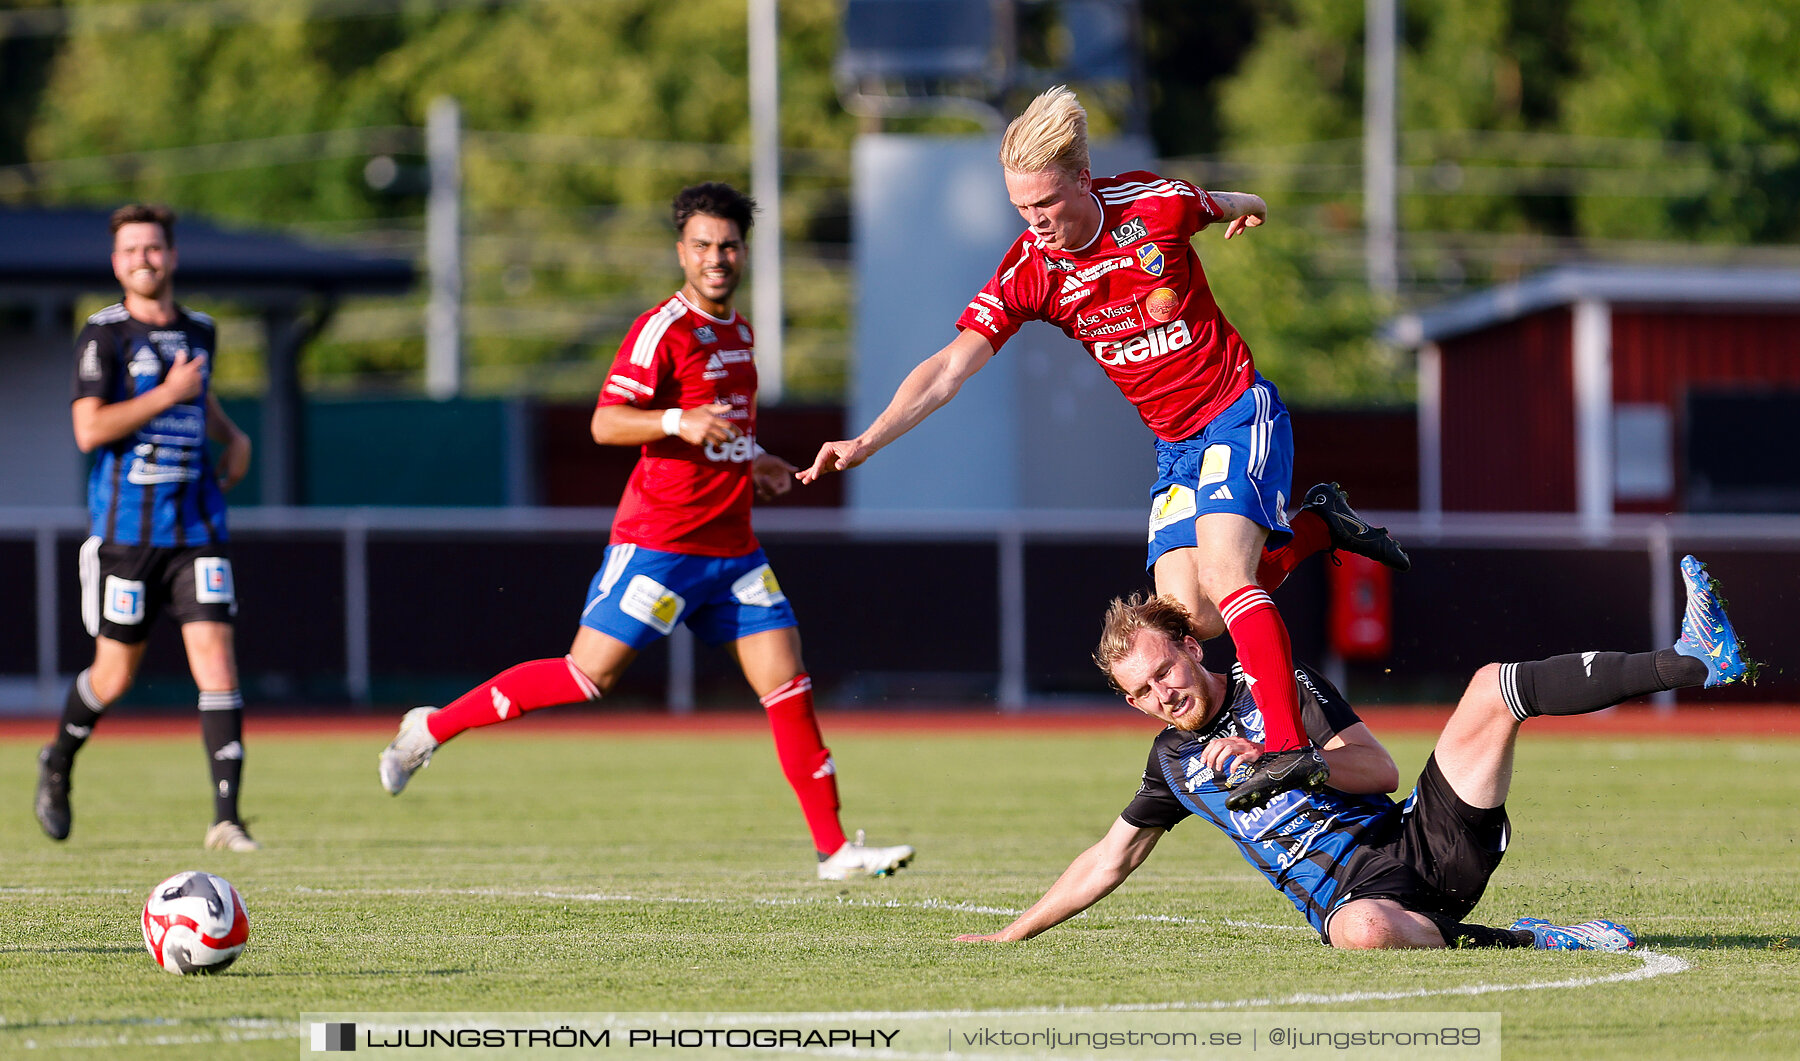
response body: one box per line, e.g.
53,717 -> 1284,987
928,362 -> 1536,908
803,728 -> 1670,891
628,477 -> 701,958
1120,664 -> 1401,936
71,303 -> 228,547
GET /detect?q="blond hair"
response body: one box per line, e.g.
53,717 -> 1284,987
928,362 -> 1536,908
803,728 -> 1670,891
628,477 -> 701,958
999,85 -> 1089,181
1093,593 -> 1196,693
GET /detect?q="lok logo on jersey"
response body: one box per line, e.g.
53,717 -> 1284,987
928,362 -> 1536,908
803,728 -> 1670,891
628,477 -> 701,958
1110,217 -> 1148,247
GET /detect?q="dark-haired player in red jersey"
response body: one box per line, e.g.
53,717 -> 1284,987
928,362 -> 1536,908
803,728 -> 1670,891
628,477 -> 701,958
801,87 -> 1410,812
379,183 -> 913,881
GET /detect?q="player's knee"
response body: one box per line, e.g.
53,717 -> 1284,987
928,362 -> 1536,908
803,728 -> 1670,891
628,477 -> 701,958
1459,663 -> 1510,718
1328,904 -> 1410,950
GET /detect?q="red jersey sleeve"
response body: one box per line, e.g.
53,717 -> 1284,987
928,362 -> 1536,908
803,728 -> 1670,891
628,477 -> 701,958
954,238 -> 1050,353
1110,170 -> 1226,240
598,303 -> 681,410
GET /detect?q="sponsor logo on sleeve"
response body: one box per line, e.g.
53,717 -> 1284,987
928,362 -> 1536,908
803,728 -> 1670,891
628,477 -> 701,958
730,564 -> 788,608
102,576 -> 146,626
79,340 -> 101,380
1134,243 -> 1166,277
194,557 -> 235,606
620,575 -> 685,635
1110,216 -> 1148,247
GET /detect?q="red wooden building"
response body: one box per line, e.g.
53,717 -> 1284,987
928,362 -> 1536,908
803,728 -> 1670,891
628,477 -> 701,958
1395,265 -> 1800,519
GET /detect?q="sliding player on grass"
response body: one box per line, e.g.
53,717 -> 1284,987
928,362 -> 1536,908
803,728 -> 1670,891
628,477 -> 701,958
956,556 -> 1754,951
801,86 -> 1410,811
377,183 -> 913,881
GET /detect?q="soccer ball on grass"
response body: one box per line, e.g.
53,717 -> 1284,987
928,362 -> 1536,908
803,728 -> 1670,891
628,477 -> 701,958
141,871 -> 249,974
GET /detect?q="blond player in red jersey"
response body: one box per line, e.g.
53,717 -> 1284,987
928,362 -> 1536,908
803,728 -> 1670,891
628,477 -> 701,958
379,184 -> 913,881
801,88 -> 1409,811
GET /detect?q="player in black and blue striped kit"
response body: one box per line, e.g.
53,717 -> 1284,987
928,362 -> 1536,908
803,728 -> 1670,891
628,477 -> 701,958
957,560 -> 1752,951
35,204 -> 260,852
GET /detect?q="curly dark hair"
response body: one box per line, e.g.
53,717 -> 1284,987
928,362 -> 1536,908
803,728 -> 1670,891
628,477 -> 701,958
671,182 -> 755,237
109,203 -> 176,246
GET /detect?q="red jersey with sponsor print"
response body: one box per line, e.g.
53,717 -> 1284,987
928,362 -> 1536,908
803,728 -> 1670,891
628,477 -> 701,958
597,293 -> 760,556
955,171 -> 1257,442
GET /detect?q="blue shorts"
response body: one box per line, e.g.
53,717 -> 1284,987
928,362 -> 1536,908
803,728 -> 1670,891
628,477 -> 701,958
1145,375 -> 1294,570
580,543 -> 798,650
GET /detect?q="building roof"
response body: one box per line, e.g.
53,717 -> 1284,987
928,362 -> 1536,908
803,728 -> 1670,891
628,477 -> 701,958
0,206 -> 414,302
1391,263 -> 1800,346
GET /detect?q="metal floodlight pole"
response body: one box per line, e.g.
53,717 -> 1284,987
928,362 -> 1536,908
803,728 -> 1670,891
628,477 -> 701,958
1364,0 -> 1399,296
748,0 -> 784,402
426,96 -> 463,399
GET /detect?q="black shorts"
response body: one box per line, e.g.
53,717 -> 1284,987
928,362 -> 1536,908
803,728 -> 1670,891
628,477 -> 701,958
1325,753 -> 1510,943
79,536 -> 237,644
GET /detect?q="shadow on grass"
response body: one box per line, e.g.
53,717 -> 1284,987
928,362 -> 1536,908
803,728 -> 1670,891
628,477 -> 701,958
1649,934 -> 1794,951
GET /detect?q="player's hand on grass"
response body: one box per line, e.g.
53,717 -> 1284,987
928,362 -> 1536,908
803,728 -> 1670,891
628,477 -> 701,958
752,451 -> 796,500
797,440 -> 868,484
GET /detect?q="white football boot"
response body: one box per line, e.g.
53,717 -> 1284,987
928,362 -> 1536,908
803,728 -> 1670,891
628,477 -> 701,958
204,820 -> 261,852
378,706 -> 441,795
817,829 -> 915,881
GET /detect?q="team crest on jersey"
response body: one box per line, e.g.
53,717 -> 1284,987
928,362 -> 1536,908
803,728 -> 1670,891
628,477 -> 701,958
736,323 -> 752,343
694,325 -> 717,345
1111,217 -> 1148,247
1134,243 -> 1166,277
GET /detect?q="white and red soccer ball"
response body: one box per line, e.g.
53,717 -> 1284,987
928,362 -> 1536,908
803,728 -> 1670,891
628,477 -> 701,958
141,871 -> 249,974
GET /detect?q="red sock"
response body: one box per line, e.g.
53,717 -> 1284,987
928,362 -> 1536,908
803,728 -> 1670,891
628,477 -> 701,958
426,656 -> 600,742
760,674 -> 847,855
1218,586 -> 1306,752
1257,509 -> 1330,591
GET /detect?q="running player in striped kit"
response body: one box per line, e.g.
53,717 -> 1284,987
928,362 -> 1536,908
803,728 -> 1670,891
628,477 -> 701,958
802,87 -> 1409,810
377,183 -> 912,881
36,204 -> 259,852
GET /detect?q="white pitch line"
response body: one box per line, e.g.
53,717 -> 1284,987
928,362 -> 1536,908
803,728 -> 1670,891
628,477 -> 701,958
4,888 -> 1691,1050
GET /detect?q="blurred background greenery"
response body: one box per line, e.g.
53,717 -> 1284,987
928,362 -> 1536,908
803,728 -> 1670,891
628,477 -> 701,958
4,0 -> 1797,406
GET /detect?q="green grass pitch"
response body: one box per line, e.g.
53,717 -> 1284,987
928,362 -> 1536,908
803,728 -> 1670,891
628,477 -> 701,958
2,723 -> 1797,1058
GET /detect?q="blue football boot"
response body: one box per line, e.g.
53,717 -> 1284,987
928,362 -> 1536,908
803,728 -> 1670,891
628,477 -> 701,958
1673,555 -> 1756,687
1511,917 -> 1638,952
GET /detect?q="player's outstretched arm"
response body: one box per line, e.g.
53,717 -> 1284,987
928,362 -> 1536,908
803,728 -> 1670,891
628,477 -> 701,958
797,329 -> 994,484
1207,191 -> 1268,240
955,817 -> 1163,942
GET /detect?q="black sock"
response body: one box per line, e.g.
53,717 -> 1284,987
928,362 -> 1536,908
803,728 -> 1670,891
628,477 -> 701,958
48,670 -> 106,765
1423,913 -> 1532,949
199,691 -> 244,824
1499,649 -> 1702,722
